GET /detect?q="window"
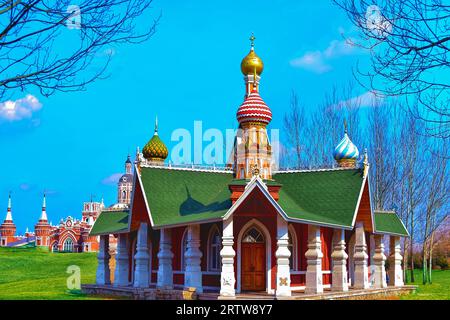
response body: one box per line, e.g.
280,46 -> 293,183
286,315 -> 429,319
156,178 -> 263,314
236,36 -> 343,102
242,227 -> 264,243
181,229 -> 188,271
63,238 -> 74,252
208,227 -> 221,271
288,230 -> 294,270
52,242 -> 58,252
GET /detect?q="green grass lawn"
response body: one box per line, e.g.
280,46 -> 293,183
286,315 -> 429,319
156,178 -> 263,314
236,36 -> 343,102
401,269 -> 450,300
0,246 -> 100,300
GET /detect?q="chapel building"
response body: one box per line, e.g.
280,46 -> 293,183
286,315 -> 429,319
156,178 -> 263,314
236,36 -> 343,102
88,36 -> 409,298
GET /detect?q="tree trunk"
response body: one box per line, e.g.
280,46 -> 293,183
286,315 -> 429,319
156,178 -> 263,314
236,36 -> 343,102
428,231 -> 435,284
422,239 -> 428,285
410,211 -> 415,283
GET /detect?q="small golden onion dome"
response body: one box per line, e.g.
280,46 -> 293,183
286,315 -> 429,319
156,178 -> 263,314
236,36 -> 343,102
240,33 -> 264,75
143,117 -> 168,162
241,49 -> 264,75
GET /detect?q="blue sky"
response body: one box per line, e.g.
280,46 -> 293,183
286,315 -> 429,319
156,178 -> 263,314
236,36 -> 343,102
0,0 -> 373,233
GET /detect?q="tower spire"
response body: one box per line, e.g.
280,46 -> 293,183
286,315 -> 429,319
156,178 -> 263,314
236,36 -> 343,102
125,153 -> 132,174
40,193 -> 48,221
241,33 -> 263,95
5,192 -> 12,222
154,115 -> 158,134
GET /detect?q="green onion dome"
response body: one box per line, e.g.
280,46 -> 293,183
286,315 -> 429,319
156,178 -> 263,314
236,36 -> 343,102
143,118 -> 168,162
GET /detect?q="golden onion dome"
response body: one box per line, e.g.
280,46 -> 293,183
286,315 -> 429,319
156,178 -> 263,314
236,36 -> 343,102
143,117 -> 168,162
240,34 -> 264,75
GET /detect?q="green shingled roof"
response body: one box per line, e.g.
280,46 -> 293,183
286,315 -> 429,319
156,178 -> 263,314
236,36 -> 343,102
90,210 -> 130,236
273,169 -> 365,227
374,211 -> 409,236
140,167 -> 234,227
138,167 -> 366,229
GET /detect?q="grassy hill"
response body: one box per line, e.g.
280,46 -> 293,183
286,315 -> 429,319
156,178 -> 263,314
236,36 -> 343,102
0,246 -> 99,300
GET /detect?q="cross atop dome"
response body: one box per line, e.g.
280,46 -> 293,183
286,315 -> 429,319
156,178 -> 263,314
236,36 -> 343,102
249,33 -> 256,48
241,33 -> 263,76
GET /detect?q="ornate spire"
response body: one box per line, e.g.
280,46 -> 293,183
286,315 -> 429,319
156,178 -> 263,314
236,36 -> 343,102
40,193 -> 48,221
5,192 -> 12,222
234,35 -> 273,180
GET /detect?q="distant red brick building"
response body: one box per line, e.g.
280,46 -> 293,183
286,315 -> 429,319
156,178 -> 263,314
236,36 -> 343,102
0,156 -> 132,252
35,199 -> 103,252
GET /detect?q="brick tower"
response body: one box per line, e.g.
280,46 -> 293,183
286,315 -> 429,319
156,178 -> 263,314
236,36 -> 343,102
0,194 -> 17,246
35,194 -> 52,247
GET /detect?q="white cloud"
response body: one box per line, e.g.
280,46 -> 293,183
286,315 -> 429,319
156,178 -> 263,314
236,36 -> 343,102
0,94 -> 42,121
290,51 -> 331,74
337,90 -> 384,108
101,173 -> 122,185
323,39 -> 357,58
290,37 -> 360,74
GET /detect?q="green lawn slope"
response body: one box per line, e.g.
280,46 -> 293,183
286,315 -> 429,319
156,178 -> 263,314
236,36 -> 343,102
0,246 -> 99,300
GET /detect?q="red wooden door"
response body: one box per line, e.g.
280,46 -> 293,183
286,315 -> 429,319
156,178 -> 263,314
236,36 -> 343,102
241,243 -> 266,291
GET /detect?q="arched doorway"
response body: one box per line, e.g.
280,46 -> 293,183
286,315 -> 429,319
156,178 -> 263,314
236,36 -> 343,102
241,226 -> 266,291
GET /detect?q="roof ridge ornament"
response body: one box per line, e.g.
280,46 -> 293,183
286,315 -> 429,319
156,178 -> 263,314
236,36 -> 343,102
363,148 -> 369,178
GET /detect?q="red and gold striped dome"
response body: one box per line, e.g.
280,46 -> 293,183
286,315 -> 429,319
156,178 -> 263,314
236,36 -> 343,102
236,88 -> 272,125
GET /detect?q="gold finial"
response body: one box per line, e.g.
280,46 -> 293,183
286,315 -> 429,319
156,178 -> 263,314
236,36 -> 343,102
154,115 -> 158,134
241,33 -> 264,75
344,119 -> 348,134
249,33 -> 256,48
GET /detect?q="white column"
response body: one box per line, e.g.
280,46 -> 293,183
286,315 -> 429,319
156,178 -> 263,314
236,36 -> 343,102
96,235 -> 111,285
133,223 -> 150,288
157,228 -> 174,288
220,217 -> 236,297
353,222 -> 370,289
331,229 -> 348,292
114,233 -> 129,287
372,234 -> 387,288
388,236 -> 404,287
305,225 -> 323,294
275,216 -> 291,297
184,224 -> 203,293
